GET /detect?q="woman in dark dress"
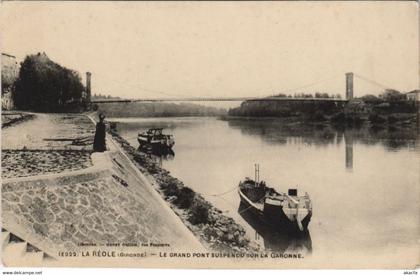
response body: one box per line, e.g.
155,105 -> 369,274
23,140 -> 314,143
93,114 -> 107,152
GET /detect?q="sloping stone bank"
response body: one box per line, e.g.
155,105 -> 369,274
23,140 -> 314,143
110,130 -> 259,253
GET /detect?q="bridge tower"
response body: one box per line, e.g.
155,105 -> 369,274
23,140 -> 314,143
346,72 -> 354,100
86,72 -> 92,102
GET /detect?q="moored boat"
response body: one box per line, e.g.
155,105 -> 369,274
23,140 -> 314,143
137,128 -> 175,149
238,176 -> 312,233
238,202 -> 312,253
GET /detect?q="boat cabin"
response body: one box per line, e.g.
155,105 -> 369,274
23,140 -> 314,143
146,128 -> 164,136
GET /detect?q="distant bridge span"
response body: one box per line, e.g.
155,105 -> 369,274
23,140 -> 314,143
91,97 -> 349,104
88,72 -> 402,104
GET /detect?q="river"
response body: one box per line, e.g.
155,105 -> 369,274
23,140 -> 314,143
110,116 -> 419,262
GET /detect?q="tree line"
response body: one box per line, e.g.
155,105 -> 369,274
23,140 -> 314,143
274,92 -> 342,99
228,88 -> 416,123
273,90 -> 410,100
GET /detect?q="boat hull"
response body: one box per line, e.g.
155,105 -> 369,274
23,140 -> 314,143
239,188 -> 311,234
137,137 -> 174,149
238,201 -> 313,253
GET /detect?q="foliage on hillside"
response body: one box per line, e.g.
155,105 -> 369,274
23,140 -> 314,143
228,90 -> 417,126
95,102 -> 227,117
228,100 -> 341,119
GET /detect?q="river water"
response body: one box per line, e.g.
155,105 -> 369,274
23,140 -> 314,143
110,116 -> 419,262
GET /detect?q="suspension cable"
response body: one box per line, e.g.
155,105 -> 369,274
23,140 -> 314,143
353,73 -> 395,91
92,72 -> 200,99
281,73 -> 342,94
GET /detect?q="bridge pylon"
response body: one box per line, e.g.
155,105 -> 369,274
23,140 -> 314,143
346,72 -> 354,100
86,72 -> 92,103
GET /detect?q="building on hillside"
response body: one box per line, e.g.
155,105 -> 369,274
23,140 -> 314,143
406,90 -> 420,101
1,53 -> 19,110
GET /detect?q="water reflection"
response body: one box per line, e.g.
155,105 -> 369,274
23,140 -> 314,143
114,117 -> 419,259
226,119 -> 418,172
238,202 -> 312,254
226,119 -> 419,151
138,146 -> 175,165
109,117 -> 206,132
344,132 -> 353,171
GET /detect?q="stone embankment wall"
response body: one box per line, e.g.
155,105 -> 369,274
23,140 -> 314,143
2,163 -> 195,253
110,131 -> 259,253
2,113 -> 204,266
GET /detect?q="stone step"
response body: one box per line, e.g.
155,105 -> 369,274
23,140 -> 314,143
1,228 -> 57,266
2,231 -> 10,250
21,251 -> 45,266
42,254 -> 57,264
3,242 -> 27,266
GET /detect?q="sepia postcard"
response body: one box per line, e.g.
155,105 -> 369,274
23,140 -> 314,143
1,0 -> 419,270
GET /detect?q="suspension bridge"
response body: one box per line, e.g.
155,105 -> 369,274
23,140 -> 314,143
89,72 -> 398,104
90,96 -> 349,103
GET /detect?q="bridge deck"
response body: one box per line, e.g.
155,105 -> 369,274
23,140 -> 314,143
91,97 -> 349,103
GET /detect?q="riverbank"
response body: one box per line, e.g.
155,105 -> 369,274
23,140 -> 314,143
109,130 -> 259,253
227,98 -> 419,129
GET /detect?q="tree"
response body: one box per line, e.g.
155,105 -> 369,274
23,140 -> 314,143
13,52 -> 85,112
360,94 -> 381,104
315,92 -> 330,98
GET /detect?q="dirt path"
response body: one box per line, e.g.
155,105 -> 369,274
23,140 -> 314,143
2,113 -> 95,150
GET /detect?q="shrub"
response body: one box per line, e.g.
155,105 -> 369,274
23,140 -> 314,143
331,112 -> 346,123
174,187 -> 195,209
369,114 -> 386,124
353,115 -> 365,125
133,153 -> 147,165
157,178 -> 170,189
147,164 -> 160,174
345,114 -> 364,126
388,115 -> 398,124
312,110 -> 327,121
188,199 -> 211,225
361,94 -> 382,104
162,182 -> 180,197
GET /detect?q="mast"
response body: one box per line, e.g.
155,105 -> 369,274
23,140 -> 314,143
254,163 -> 260,186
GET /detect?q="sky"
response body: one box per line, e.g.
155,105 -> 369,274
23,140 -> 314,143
1,1 -> 419,101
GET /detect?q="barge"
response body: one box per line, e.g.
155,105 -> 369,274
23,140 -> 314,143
238,174 -> 312,233
137,128 -> 175,149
